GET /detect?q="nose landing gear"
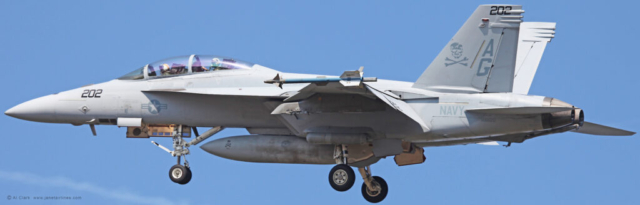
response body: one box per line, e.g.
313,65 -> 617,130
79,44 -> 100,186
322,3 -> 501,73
169,162 -> 192,185
152,125 -> 223,185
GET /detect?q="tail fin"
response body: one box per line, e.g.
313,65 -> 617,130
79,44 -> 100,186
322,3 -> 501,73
413,5 -> 523,93
512,22 -> 556,94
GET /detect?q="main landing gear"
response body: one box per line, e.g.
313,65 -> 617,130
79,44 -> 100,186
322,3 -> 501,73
152,125 -> 223,185
329,145 -> 356,191
329,164 -> 356,191
329,144 -> 388,203
358,166 -> 388,203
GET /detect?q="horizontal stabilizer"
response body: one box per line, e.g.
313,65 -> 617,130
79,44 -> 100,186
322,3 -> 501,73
573,122 -> 635,136
466,106 -> 572,115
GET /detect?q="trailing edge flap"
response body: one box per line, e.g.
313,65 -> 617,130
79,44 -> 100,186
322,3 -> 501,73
466,106 -> 572,115
572,122 -> 635,136
365,85 -> 430,132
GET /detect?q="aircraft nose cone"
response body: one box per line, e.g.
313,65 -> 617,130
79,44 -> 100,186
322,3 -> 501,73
5,95 -> 57,122
4,106 -> 18,118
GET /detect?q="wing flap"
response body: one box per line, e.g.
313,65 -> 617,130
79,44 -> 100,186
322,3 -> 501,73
366,85 -> 430,132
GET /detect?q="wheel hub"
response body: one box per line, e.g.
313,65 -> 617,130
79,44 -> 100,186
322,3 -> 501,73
333,169 -> 348,185
365,181 -> 381,197
171,168 -> 183,179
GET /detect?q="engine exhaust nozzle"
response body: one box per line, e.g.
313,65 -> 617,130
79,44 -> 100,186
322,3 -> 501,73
542,97 -> 584,129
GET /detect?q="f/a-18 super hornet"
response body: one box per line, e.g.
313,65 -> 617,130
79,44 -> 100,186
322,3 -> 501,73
5,5 -> 634,203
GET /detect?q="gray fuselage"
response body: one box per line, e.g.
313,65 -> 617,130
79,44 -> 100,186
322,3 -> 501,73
7,64 -> 562,146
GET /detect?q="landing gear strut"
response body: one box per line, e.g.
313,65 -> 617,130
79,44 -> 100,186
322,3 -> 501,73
329,144 -> 356,191
358,166 -> 388,203
152,125 -> 223,185
329,164 -> 355,191
327,144 -> 389,203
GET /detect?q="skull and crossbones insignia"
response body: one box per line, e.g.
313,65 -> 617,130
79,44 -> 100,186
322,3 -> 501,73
445,42 -> 468,67
225,140 -> 232,149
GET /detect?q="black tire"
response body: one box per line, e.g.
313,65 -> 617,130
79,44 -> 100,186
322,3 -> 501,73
361,176 -> 388,203
182,167 -> 192,185
328,164 -> 356,191
169,165 -> 190,185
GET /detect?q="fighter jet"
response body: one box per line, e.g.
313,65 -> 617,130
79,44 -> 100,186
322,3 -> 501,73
5,5 -> 634,203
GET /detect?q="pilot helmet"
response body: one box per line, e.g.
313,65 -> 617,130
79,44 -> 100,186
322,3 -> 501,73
162,63 -> 170,72
213,57 -> 221,64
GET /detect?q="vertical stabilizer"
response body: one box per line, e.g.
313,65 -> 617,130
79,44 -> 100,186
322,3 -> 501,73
512,22 -> 556,94
412,5 -> 523,93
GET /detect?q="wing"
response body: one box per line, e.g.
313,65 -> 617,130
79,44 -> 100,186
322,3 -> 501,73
366,85 -> 430,132
269,80 -> 431,133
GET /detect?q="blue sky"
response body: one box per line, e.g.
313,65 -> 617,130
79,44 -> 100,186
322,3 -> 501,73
1,0 -> 638,204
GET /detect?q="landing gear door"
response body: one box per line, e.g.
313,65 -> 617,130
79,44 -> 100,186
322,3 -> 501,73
126,124 -> 191,138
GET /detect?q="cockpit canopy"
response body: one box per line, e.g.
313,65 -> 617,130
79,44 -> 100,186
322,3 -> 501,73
118,55 -> 255,80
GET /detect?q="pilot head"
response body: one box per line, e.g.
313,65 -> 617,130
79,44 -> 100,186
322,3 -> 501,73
212,58 -> 221,66
161,63 -> 170,74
